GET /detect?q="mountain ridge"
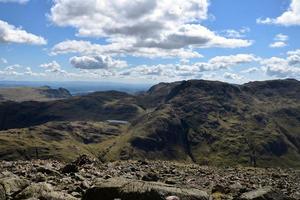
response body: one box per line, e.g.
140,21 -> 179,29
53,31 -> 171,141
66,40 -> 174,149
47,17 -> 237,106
0,79 -> 299,168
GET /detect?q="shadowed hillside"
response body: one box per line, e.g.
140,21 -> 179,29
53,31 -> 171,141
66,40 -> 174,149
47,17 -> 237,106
0,79 -> 299,168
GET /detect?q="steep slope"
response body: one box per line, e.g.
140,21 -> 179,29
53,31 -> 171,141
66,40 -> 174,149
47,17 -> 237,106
0,91 -> 144,130
0,79 -> 299,168
102,79 -> 300,167
0,121 -> 128,161
0,86 -> 71,102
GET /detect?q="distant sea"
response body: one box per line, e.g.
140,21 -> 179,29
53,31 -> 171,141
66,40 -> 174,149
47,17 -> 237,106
0,81 -> 151,95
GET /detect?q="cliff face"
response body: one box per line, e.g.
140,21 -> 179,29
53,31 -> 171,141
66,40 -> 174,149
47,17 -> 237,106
0,79 -> 299,168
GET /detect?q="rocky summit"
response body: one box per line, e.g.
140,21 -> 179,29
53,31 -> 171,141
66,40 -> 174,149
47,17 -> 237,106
0,156 -> 299,200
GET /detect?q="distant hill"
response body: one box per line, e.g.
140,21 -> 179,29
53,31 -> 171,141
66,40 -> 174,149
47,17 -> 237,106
0,86 -> 72,102
0,79 -> 299,168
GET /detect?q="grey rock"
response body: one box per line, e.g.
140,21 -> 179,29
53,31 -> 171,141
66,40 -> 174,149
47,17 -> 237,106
82,178 -> 209,200
15,182 -> 53,199
15,182 -> 77,200
0,184 -> 6,200
0,176 -> 29,196
36,165 -> 60,176
142,172 -> 160,182
240,186 -> 291,200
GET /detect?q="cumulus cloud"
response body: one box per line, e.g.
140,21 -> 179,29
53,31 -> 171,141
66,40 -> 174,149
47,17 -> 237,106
0,0 -> 29,4
242,67 -> 260,74
260,50 -> 300,78
0,64 -> 45,77
49,0 -> 251,59
40,61 -> 66,74
51,40 -> 203,59
24,67 -> 45,77
287,49 -> 300,66
269,34 -> 289,48
121,54 -> 258,80
69,55 -> 128,69
257,0 -> 300,26
195,54 -> 259,71
221,27 -> 250,38
274,33 -> 289,41
269,41 -> 287,48
0,20 -> 46,45
223,72 -> 243,80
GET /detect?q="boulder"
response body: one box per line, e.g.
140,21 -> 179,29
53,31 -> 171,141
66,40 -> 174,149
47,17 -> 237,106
240,186 -> 291,200
82,178 -> 209,200
0,176 -> 29,196
142,172 -> 160,182
15,182 -> 53,199
73,155 -> 93,166
15,182 -> 77,200
0,185 -> 5,200
36,165 -> 60,176
61,164 -> 79,174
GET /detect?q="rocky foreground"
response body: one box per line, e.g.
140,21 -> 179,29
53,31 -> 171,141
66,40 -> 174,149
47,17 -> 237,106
0,156 -> 299,200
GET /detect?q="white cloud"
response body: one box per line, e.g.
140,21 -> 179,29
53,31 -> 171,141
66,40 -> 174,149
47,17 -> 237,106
49,0 -> 251,59
196,54 -> 259,71
274,33 -> 289,41
0,0 -> 29,4
260,50 -> 300,78
269,34 -> 289,48
257,0 -> 300,26
223,72 -> 243,80
242,67 -> 260,74
0,64 -> 45,77
69,55 -> 128,69
287,49 -> 300,66
51,40 -> 203,59
221,27 -> 250,38
0,58 -> 7,64
269,41 -> 287,48
0,20 -> 46,45
25,67 -> 45,77
40,61 -> 66,74
120,54 -> 258,80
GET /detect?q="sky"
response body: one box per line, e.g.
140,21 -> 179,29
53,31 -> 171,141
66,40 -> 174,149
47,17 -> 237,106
0,0 -> 300,84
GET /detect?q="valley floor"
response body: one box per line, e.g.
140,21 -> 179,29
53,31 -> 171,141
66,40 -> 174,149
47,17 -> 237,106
0,157 -> 299,200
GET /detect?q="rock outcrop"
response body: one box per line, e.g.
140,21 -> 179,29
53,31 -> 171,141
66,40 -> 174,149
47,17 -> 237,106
83,178 -> 209,200
0,158 -> 299,199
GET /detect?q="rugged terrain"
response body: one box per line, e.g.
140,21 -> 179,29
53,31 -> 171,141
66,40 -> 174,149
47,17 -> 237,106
0,157 -> 299,200
0,86 -> 71,102
0,79 -> 299,168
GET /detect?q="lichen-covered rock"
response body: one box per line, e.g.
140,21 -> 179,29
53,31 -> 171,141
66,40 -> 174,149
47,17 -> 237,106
0,176 -> 29,196
82,178 -> 209,200
15,182 -> 77,200
0,185 -> 6,200
240,186 -> 289,200
15,182 -> 53,199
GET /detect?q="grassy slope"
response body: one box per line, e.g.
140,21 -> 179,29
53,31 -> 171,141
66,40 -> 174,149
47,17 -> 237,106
0,121 -> 129,162
0,79 -> 299,168
0,86 -> 71,102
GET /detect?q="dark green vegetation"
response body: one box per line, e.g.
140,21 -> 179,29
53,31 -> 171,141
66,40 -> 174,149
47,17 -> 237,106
0,79 -> 299,168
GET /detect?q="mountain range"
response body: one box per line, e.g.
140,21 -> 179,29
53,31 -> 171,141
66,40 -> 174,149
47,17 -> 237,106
0,79 -> 299,168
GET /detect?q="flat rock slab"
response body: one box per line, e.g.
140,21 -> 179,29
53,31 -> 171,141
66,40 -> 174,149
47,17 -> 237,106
83,178 -> 209,200
240,186 -> 291,200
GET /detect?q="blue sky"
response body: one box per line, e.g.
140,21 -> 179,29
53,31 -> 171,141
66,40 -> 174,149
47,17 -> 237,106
0,0 -> 300,84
